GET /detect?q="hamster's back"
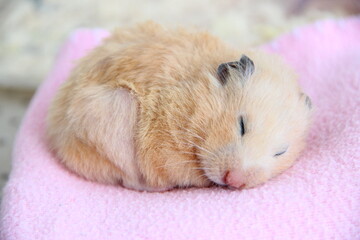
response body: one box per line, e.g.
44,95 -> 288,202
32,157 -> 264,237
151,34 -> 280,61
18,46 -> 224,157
78,22 -> 238,92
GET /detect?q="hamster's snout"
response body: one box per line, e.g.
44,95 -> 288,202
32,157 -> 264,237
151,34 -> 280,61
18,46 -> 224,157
223,170 -> 246,189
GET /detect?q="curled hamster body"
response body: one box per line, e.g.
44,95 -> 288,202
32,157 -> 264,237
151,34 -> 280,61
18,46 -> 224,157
47,22 -> 312,191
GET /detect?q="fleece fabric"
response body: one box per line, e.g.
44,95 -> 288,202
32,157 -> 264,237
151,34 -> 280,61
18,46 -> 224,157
1,18 -> 360,240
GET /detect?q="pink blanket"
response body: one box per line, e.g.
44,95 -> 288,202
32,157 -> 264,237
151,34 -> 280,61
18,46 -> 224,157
1,18 -> 360,239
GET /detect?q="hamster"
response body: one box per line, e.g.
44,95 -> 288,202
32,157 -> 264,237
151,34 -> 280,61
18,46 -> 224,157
46,22 -> 312,191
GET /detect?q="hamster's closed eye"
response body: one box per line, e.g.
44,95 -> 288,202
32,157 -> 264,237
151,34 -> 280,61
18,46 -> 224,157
274,147 -> 288,157
238,116 -> 246,136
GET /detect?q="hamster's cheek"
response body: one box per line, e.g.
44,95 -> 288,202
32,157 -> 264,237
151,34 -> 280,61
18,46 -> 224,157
243,170 -> 271,189
272,152 -> 299,177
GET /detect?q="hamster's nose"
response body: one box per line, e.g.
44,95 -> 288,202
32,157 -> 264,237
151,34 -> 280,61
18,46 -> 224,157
224,170 -> 246,189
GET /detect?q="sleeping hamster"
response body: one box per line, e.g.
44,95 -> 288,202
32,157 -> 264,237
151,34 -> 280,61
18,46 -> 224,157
47,22 -> 312,191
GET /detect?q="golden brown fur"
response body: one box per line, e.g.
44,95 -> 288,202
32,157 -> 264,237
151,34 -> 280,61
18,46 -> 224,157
47,22 -> 311,191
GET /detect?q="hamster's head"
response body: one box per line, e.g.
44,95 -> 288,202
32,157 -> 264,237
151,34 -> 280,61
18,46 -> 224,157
193,52 -> 312,189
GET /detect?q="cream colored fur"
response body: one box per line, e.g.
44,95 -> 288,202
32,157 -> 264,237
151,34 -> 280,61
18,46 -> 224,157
46,22 -> 311,191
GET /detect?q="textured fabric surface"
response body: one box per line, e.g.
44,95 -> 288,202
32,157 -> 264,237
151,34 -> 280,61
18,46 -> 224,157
1,18 -> 360,240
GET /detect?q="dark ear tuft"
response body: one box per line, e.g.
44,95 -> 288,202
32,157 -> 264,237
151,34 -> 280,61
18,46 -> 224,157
216,55 -> 255,85
239,55 -> 255,76
217,63 -> 230,85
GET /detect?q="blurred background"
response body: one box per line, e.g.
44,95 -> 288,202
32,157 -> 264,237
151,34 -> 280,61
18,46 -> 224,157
0,0 -> 359,200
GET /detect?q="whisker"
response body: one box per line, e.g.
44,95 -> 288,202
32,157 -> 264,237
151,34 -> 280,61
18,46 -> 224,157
184,140 -> 218,159
147,127 -> 219,168
151,128 -> 204,145
173,124 -> 206,142
176,151 -> 214,160
156,137 -> 219,162
193,172 -> 218,183
155,160 -> 196,169
152,114 -> 205,141
189,167 -> 213,171
165,113 -> 206,134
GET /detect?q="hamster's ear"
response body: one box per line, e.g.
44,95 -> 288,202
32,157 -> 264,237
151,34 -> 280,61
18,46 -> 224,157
301,93 -> 312,109
239,54 -> 255,76
217,62 -> 232,85
216,55 -> 255,85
